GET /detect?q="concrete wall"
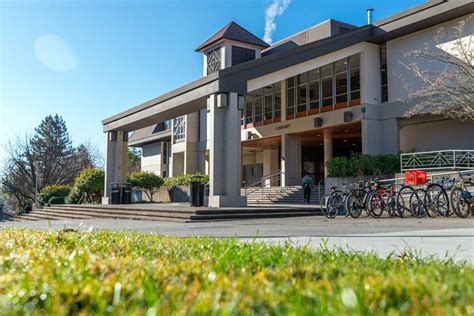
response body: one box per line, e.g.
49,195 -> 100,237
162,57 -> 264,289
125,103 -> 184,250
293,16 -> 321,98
141,143 -> 162,174
400,119 -> 474,152
387,14 -> 473,102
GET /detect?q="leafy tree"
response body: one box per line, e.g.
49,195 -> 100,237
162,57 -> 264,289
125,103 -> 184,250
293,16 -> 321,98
127,148 -> 141,174
128,171 -> 164,202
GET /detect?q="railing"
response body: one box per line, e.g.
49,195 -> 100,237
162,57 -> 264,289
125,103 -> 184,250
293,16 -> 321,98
244,169 -> 284,195
400,150 -> 474,172
378,169 -> 474,185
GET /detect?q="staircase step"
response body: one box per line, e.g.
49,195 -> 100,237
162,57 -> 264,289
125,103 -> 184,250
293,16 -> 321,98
190,211 -> 319,221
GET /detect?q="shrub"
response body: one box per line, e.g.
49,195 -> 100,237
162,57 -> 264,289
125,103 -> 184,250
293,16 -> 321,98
128,171 -> 164,202
37,185 -> 71,205
48,196 -> 65,205
327,154 -> 400,178
163,173 -> 209,187
67,168 -> 104,204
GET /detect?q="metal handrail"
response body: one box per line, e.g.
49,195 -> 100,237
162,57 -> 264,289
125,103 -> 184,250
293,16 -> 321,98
400,150 -> 474,172
244,169 -> 284,195
378,169 -> 474,184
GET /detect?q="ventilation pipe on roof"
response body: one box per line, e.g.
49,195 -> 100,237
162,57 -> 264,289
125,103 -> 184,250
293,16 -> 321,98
367,8 -> 374,24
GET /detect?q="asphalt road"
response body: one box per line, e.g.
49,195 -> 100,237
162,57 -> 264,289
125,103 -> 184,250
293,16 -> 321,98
1,216 -> 473,263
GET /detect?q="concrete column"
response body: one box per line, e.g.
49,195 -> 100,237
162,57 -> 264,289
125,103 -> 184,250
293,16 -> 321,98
323,136 -> 333,178
102,131 -> 128,204
208,93 -> 247,207
360,43 -> 382,104
281,134 -> 302,186
381,118 -> 400,154
362,119 -> 382,155
262,148 -> 279,187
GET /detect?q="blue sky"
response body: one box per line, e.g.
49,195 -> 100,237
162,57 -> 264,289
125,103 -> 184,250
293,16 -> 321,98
0,0 -> 424,159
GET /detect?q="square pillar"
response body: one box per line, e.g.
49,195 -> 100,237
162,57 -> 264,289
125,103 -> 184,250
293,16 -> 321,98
323,136 -> 333,178
281,134 -> 301,186
362,119 -> 382,155
208,92 -> 247,207
103,131 -> 128,204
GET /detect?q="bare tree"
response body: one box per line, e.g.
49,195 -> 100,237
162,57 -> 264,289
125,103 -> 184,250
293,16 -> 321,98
1,115 -> 98,211
403,16 -> 473,122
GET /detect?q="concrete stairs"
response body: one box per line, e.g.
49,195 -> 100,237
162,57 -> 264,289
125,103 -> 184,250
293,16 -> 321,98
244,186 -> 323,205
11,202 -> 321,222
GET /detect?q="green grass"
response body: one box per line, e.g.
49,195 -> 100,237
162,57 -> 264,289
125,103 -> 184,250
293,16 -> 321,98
0,229 -> 472,315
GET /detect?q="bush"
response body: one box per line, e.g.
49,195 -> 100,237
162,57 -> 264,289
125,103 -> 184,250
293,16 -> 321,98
48,196 -> 65,205
67,168 -> 104,204
163,173 -> 209,187
327,154 -> 400,178
128,171 -> 164,202
37,185 -> 71,205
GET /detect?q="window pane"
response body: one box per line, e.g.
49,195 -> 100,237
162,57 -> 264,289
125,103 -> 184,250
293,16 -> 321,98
308,68 -> 319,82
297,73 -> 306,85
274,82 -> 281,92
255,97 -> 263,122
335,72 -> 348,96
321,64 -> 332,78
350,54 -> 360,70
351,90 -> 360,101
264,95 -> 273,120
274,92 -> 281,112
264,85 -> 272,95
334,59 -> 346,74
322,77 -> 332,101
287,77 -> 294,88
287,87 -> 295,108
231,46 -> 256,66
309,82 -> 319,109
350,67 -> 360,94
245,95 -> 253,124
297,85 -> 306,106
254,88 -> 262,98
336,94 -> 347,104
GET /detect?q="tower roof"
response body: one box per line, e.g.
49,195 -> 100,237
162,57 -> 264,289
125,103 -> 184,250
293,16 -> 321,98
195,21 -> 270,52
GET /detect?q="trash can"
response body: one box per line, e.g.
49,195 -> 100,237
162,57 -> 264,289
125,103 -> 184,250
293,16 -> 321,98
189,176 -> 205,207
111,182 -> 121,204
121,183 -> 132,204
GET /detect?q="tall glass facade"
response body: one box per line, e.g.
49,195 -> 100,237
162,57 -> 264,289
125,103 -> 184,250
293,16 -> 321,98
285,53 -> 360,119
242,82 -> 282,127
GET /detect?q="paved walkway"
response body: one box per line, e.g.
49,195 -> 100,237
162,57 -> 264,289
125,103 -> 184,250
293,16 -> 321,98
1,217 -> 473,263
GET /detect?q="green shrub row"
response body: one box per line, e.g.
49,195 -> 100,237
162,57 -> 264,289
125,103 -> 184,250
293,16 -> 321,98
37,185 -> 71,205
163,173 -> 209,187
326,154 -> 400,178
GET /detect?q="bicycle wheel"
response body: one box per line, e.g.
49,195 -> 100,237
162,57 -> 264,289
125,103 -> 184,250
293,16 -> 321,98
396,185 -> 414,217
326,190 -> 345,218
368,190 -> 385,218
410,188 -> 428,218
425,183 -> 449,217
345,190 -> 363,218
450,187 -> 472,218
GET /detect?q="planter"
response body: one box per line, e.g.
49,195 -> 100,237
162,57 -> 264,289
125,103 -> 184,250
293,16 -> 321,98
324,174 -> 395,195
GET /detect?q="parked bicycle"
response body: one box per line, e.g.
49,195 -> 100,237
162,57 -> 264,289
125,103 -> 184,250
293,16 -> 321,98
450,171 -> 473,218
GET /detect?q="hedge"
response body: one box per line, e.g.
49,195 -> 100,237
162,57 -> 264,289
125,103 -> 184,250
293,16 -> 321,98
48,196 -> 65,205
163,173 -> 209,187
37,185 -> 71,205
326,154 -> 400,178
128,171 -> 164,202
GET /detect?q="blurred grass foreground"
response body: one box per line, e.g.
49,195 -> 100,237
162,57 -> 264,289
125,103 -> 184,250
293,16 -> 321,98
0,229 -> 472,315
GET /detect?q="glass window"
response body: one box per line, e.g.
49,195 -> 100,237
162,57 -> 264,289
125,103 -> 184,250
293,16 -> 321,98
255,96 -> 263,122
296,73 -> 306,85
349,54 -> 360,102
297,84 -> 307,113
274,81 -> 281,93
274,91 -> 281,118
308,68 -> 319,83
264,95 -> 273,120
335,59 -> 348,105
309,81 -> 319,110
245,95 -> 253,124
173,116 -> 186,143
321,64 -> 333,107
162,142 -> 168,164
287,78 -> 295,118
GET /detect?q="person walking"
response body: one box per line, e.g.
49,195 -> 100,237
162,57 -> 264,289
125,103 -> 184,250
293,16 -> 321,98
302,173 -> 313,203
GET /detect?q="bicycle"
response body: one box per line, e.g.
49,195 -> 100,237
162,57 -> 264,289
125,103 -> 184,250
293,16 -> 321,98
321,186 -> 348,219
345,180 -> 376,218
424,177 -> 455,217
450,171 -> 473,218
367,181 -> 398,218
